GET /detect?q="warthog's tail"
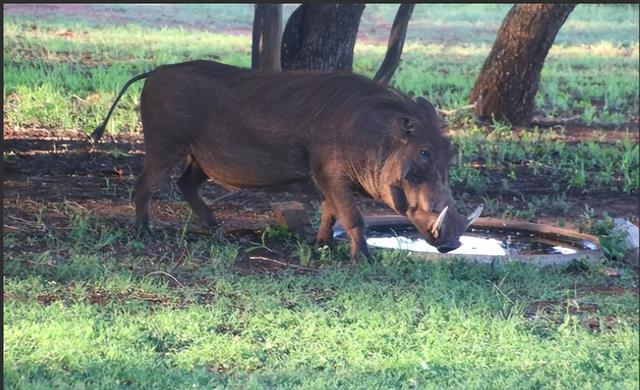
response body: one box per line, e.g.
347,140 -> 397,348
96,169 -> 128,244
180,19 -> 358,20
90,71 -> 152,143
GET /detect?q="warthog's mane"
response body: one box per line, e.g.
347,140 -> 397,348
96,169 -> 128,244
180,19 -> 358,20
235,70 -> 418,134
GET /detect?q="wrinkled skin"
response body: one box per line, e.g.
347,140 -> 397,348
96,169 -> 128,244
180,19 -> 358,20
377,97 -> 470,255
97,60 -> 476,262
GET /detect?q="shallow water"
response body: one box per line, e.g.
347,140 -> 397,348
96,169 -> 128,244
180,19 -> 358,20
334,224 -> 596,256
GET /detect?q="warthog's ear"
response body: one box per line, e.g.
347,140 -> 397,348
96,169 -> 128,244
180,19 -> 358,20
394,116 -> 416,142
416,96 -> 443,126
416,97 -> 436,116
389,185 -> 408,215
416,96 -> 441,122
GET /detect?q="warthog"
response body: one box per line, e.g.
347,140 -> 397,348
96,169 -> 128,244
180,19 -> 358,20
92,60 -> 482,261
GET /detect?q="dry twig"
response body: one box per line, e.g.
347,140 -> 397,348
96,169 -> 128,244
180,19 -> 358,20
144,271 -> 185,288
249,256 -> 315,272
438,103 -> 476,116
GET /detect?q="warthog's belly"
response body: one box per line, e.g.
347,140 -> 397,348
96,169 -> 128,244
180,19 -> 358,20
191,143 -> 310,190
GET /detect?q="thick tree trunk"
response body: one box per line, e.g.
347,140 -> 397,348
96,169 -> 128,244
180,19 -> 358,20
469,4 -> 575,126
281,4 -> 365,72
252,4 -> 283,71
374,4 -> 414,85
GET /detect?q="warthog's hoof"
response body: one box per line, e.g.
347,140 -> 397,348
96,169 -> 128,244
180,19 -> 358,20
350,247 -> 375,264
315,237 -> 335,249
134,222 -> 152,240
207,224 -> 226,242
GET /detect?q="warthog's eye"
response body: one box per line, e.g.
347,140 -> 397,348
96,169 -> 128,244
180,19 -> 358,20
419,149 -> 432,163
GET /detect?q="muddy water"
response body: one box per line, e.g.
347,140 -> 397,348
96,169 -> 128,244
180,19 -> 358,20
334,225 -> 597,256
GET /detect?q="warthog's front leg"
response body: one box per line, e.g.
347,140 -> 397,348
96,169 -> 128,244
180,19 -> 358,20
315,197 -> 336,247
177,156 -> 217,230
313,177 -> 373,263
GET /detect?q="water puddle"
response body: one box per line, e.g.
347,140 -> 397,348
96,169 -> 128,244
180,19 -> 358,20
334,224 -> 597,256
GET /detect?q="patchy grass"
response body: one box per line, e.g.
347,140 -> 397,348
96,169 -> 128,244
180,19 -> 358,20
3,5 -> 639,134
3,204 -> 639,389
448,123 -> 639,196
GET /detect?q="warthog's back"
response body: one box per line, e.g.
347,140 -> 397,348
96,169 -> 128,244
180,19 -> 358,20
97,59 -> 472,261
139,60 -> 414,189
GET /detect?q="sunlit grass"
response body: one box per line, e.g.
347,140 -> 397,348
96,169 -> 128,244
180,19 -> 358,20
3,8 -> 638,191
3,207 -> 640,388
4,16 -> 639,135
549,42 -> 639,59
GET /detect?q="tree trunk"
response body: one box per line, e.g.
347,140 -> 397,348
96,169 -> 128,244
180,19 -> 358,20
373,4 -> 414,85
252,4 -> 283,71
281,4 -> 365,72
469,4 -> 575,126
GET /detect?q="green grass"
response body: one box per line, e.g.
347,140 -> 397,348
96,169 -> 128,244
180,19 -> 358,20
3,15 -> 639,197
4,207 -> 639,388
448,123 -> 639,195
3,5 -> 640,388
3,5 -> 639,134
15,4 -> 638,46
3,21 -> 252,133
366,4 -> 639,45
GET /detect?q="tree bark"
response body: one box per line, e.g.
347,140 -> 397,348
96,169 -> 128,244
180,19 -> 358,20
469,4 -> 575,126
281,4 -> 365,72
373,4 -> 414,85
252,4 -> 282,71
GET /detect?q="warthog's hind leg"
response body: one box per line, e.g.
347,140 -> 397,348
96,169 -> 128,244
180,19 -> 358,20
133,141 -> 185,232
177,156 -> 217,229
312,170 -> 373,263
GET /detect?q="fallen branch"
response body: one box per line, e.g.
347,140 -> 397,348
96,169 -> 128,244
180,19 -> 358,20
7,215 -> 46,230
3,224 -> 30,233
530,116 -> 633,130
131,294 -> 166,302
71,94 -> 87,103
63,201 -> 89,211
493,282 -> 515,305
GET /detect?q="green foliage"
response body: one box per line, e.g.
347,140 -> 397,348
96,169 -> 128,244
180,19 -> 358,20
208,240 -> 241,270
4,218 -> 640,388
449,124 -> 639,197
4,5 -> 639,134
591,214 -> 631,262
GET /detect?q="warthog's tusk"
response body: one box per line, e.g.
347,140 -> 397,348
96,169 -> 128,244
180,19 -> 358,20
466,204 -> 483,229
431,206 -> 448,239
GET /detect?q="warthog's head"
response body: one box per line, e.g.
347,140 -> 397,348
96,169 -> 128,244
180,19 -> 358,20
380,97 -> 482,253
